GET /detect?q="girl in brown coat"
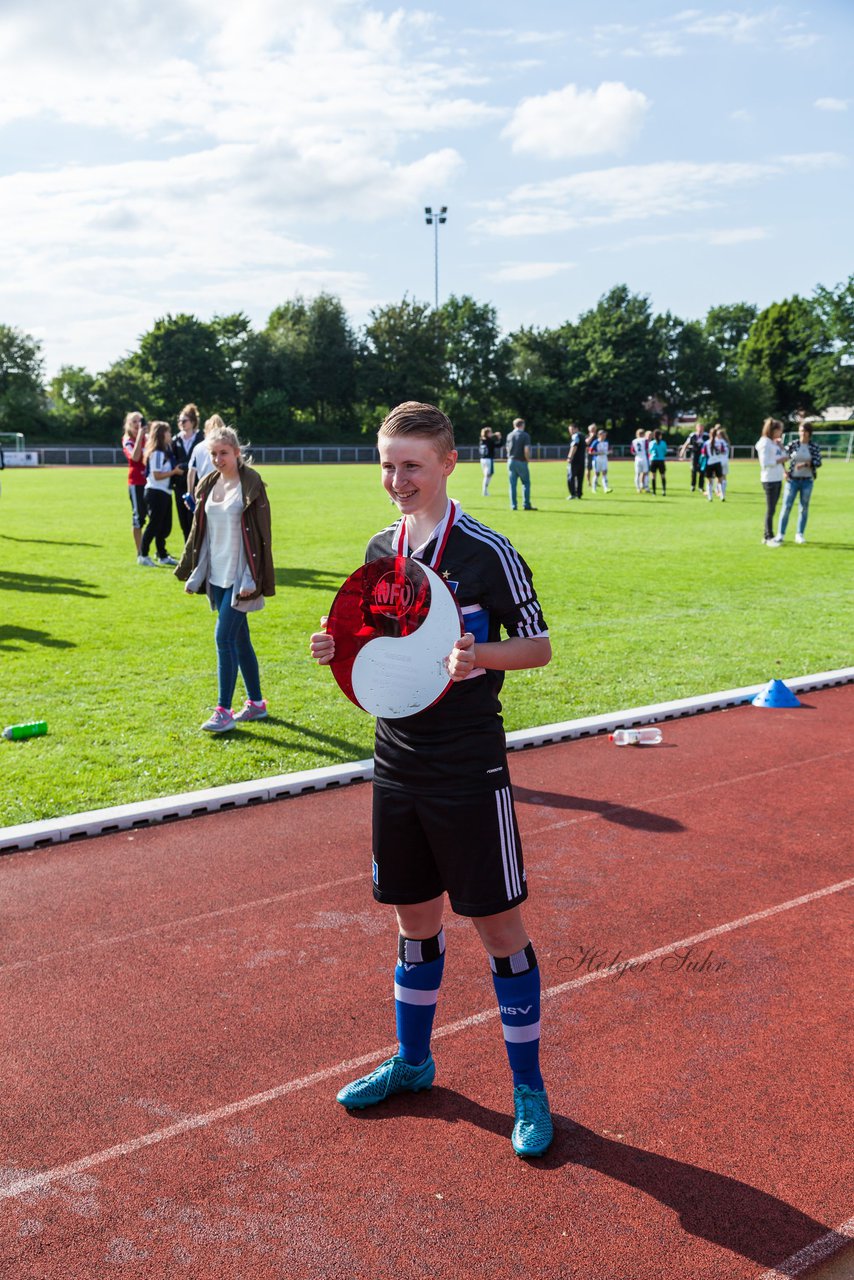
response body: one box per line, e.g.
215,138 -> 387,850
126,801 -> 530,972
175,425 -> 275,732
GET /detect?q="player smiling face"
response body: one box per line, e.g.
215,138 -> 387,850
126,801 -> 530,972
378,433 -> 457,528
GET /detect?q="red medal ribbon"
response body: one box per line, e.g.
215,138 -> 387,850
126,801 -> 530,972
393,499 -> 458,572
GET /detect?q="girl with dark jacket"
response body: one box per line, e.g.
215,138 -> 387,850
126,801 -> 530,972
171,403 -> 204,540
175,425 -> 275,732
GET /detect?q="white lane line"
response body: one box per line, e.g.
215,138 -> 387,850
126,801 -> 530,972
2,875 -> 852,1203
755,1214 -> 854,1278
0,872 -> 367,977
526,746 -> 854,837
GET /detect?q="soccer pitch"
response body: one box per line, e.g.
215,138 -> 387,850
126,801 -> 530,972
1,459 -> 852,826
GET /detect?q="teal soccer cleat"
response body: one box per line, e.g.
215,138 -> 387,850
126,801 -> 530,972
511,1084 -> 554,1158
336,1053 -> 436,1110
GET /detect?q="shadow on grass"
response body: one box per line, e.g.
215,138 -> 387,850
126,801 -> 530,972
276,566 -> 349,591
0,534 -> 101,547
348,1090 -> 836,1269
513,785 -> 685,833
200,716 -> 368,761
792,541 -> 854,551
0,570 -> 104,598
0,625 -> 76,651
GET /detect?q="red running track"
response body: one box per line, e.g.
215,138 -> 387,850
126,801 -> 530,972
1,686 -> 853,1280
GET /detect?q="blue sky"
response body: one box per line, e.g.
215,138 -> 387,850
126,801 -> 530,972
0,0 -> 851,377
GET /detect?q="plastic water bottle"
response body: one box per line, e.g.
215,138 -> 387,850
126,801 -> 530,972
609,727 -> 662,746
2,721 -> 48,740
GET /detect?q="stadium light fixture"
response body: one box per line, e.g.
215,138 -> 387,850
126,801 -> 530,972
424,205 -> 448,309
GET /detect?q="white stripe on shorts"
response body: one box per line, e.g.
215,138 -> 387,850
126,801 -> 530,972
394,984 -> 440,1006
502,1020 -> 541,1043
495,787 -> 522,901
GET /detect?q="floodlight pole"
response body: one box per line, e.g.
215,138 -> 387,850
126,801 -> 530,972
424,205 -> 448,308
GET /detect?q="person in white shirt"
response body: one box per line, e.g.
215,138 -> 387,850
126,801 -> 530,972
139,422 -> 181,565
186,414 -> 222,502
591,429 -> 610,493
755,417 -> 786,545
630,428 -> 650,493
774,421 -> 823,545
702,426 -> 727,502
176,424 -> 275,732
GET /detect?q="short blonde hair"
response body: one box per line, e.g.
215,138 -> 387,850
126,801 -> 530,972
378,402 -> 455,457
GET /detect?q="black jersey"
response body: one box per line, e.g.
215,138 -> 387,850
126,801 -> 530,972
365,508 -> 548,796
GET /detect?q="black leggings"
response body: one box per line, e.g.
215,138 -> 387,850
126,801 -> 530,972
762,481 -> 782,541
140,489 -> 173,558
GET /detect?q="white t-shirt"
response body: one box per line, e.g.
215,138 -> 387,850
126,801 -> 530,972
755,437 -> 785,483
789,442 -> 814,479
631,438 -> 649,467
189,441 -> 215,482
145,450 -> 172,492
207,484 -> 243,588
594,441 -> 609,467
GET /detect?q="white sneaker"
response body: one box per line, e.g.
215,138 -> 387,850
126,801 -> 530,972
768,536 -> 783,546
157,554 -> 179,566
137,555 -> 156,566
794,533 -> 805,544
201,707 -> 235,733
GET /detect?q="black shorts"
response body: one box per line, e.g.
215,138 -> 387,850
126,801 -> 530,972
650,459 -> 666,475
372,783 -> 527,917
705,463 -> 723,480
128,484 -> 147,528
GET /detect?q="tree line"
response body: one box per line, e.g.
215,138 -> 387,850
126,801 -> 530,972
2,276 -> 852,446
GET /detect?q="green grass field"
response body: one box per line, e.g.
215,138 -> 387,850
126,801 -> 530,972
1,459 -> 851,826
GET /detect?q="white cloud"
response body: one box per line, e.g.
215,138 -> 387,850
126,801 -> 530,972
473,154 -> 845,237
502,82 -> 649,160
487,261 -> 575,282
0,2 -> 491,371
815,98 -> 848,112
595,226 -> 768,252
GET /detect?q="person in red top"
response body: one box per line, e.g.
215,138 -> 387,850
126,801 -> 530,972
122,411 -> 148,557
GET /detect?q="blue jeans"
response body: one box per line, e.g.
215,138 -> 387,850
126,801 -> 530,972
508,459 -> 532,509
778,478 -> 814,538
211,584 -> 262,709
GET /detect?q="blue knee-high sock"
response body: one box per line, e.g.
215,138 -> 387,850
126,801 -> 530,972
394,930 -> 446,1065
491,943 -> 544,1091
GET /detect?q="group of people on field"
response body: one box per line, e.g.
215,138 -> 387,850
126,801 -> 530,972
677,423 -> 732,500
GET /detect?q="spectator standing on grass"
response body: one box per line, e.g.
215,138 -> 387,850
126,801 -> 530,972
566,422 -> 585,499
649,429 -> 668,495
590,428 -> 610,493
756,417 -> 787,545
631,428 -> 650,493
121,411 -> 148,558
171,403 -> 203,541
772,421 -> 822,546
186,414 -> 222,502
506,417 -> 536,511
585,424 -> 597,490
718,426 -> 731,500
478,427 -> 502,497
139,422 -> 180,567
175,424 -> 274,732
679,423 -> 709,492
702,425 -> 727,502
